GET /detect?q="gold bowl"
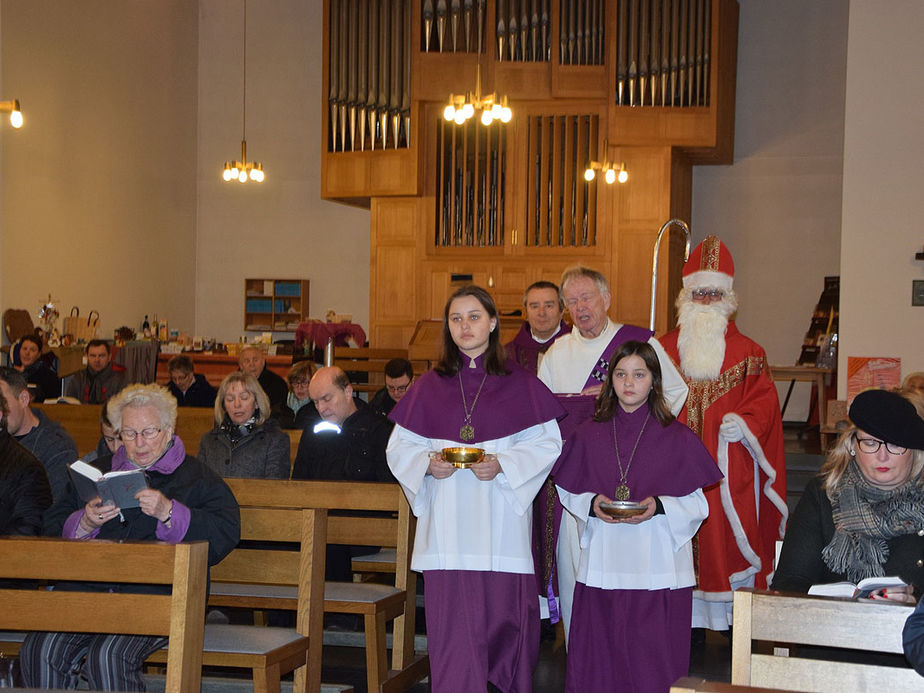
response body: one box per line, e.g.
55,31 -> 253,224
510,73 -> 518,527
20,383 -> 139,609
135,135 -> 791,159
442,447 -> 485,468
599,500 -> 647,519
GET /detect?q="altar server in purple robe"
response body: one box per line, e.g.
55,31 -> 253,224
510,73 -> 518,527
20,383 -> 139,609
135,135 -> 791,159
387,285 -> 564,693
555,340 -> 721,693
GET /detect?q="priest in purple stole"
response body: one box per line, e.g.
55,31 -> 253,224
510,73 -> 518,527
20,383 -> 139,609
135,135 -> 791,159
504,280 -> 569,373
555,341 -> 721,693
537,266 -> 689,644
387,286 -> 564,693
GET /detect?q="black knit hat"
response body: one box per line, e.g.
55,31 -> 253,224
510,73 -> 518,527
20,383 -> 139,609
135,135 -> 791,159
849,389 -> 924,450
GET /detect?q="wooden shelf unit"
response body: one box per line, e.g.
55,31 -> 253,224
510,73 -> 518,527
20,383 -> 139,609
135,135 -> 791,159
244,279 -> 310,333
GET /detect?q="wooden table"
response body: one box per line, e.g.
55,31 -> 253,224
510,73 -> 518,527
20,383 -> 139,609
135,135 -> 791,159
770,365 -> 833,446
156,352 -> 293,387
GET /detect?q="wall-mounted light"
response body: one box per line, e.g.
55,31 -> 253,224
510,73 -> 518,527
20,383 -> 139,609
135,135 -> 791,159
584,140 -> 628,185
0,99 -> 24,129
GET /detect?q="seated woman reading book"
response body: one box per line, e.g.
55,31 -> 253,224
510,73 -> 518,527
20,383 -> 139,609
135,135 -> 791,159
772,389 -> 924,603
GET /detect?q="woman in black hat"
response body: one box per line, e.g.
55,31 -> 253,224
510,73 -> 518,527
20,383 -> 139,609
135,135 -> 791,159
772,388 -> 924,602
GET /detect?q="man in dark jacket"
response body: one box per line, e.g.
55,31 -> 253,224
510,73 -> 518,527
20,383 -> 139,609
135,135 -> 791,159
292,366 -> 393,587
0,368 -> 77,503
292,366 -> 393,482
368,358 -> 414,417
0,387 -> 52,536
166,354 -> 217,407
63,340 -> 127,404
239,346 -> 287,414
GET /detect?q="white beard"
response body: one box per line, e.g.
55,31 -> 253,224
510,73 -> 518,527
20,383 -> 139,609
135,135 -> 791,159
676,301 -> 732,381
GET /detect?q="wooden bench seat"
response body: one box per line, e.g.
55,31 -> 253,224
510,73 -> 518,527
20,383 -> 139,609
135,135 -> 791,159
215,479 -> 429,693
0,536 -> 208,692
146,505 -> 328,693
732,588 -> 918,691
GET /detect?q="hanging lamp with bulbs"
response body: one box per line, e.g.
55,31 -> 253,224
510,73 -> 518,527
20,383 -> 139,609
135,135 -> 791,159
222,0 -> 264,183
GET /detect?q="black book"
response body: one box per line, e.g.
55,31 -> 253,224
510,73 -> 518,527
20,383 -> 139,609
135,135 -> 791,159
68,460 -> 148,508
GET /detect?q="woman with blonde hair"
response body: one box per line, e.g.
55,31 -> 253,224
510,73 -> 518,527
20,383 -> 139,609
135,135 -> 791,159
773,389 -> 924,602
198,371 -> 290,479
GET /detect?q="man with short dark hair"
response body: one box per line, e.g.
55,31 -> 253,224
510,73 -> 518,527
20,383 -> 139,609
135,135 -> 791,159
63,339 -> 127,404
505,281 -> 569,373
167,354 -> 217,407
0,376 -> 54,533
0,367 -> 78,503
238,346 -> 287,414
368,358 -> 414,417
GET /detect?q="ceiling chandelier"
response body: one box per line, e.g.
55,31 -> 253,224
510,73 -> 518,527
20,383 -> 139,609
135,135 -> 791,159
442,15 -> 510,127
222,0 -> 264,183
584,140 -> 628,185
442,64 -> 512,126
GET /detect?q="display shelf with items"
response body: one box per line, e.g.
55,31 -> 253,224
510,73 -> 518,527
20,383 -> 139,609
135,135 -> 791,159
244,279 -> 309,333
798,276 -> 839,367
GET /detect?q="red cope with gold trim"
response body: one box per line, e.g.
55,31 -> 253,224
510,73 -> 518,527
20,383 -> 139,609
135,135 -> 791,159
660,322 -> 788,596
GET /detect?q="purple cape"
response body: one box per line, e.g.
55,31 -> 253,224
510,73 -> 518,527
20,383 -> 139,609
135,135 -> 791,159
389,354 -> 565,443
555,403 -> 722,502
505,321 -> 569,373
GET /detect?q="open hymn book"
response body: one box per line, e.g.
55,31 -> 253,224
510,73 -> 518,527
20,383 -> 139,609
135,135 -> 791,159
68,460 -> 148,509
808,575 -> 908,599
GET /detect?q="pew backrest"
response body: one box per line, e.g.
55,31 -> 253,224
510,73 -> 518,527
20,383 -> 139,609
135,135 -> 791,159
35,403 -> 301,468
0,536 -> 208,692
222,479 -> 418,671
731,588 -> 919,692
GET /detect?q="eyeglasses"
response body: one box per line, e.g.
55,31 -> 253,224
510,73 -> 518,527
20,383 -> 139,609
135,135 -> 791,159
856,437 -> 907,455
387,384 -> 409,395
120,427 -> 163,442
290,379 -> 310,387
691,289 -> 724,300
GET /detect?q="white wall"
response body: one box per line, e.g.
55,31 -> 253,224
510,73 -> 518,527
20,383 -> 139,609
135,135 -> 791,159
838,0 -> 924,394
0,0 -> 199,339
692,0 -> 847,367
195,0 -> 370,344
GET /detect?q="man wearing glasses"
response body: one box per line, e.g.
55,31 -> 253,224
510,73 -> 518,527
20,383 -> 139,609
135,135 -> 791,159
368,358 -> 414,417
660,235 -> 788,641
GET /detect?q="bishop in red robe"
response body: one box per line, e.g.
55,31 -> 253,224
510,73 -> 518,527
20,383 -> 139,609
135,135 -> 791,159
660,235 -> 788,631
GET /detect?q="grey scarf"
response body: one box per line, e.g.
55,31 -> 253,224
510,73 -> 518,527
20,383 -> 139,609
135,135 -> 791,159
822,460 -> 924,583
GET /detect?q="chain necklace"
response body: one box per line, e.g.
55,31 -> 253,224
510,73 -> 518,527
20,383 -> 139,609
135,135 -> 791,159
458,370 -> 489,441
612,412 -> 650,500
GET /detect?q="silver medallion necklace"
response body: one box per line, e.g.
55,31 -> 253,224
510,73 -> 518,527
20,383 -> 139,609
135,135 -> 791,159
612,412 -> 650,500
458,370 -> 489,441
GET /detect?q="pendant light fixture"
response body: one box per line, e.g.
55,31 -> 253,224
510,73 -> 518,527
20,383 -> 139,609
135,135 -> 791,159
222,0 -> 264,183
442,9 -> 511,127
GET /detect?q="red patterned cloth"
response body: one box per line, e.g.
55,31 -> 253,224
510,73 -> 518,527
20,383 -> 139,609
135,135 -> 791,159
294,321 -> 366,352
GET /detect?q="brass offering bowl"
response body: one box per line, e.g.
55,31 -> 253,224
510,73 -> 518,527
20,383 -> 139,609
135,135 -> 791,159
442,447 -> 485,468
599,500 -> 647,519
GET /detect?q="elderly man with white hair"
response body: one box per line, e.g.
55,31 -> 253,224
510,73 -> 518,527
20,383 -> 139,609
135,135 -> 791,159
660,235 -> 788,636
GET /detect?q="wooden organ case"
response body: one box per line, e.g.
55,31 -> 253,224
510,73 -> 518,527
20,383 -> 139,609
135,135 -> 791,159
321,0 -> 739,347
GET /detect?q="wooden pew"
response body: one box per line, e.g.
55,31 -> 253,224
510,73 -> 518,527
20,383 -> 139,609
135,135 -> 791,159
0,536 -> 208,692
672,677 -> 786,692
146,506 -> 328,693
35,403 -> 301,468
332,347 -> 430,395
731,588 -> 919,691
211,479 -> 429,693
